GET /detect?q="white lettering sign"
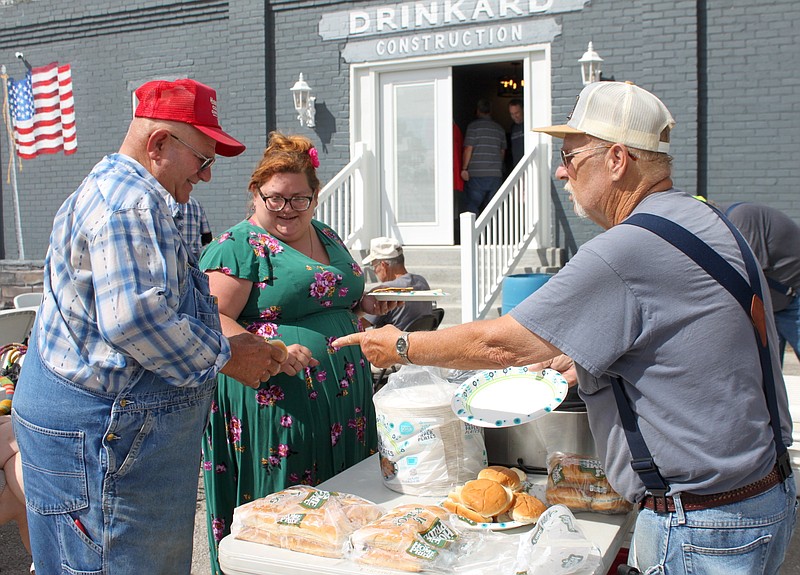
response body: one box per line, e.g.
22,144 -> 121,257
320,0 -> 587,40
341,17 -> 560,63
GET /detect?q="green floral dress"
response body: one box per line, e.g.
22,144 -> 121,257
199,218 -> 376,573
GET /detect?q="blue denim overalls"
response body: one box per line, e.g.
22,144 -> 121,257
13,265 -> 220,575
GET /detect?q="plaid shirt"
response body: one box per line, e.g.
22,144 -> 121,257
167,195 -> 211,263
35,154 -> 230,394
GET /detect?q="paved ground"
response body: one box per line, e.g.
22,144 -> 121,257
3,350 -> 800,575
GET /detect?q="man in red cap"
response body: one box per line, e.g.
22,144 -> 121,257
13,78 -> 313,574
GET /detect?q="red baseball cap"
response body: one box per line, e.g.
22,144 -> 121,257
134,78 -> 246,157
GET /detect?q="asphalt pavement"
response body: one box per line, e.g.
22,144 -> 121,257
3,351 -> 800,575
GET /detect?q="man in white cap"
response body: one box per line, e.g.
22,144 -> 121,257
361,236 -> 434,330
335,81 -> 795,574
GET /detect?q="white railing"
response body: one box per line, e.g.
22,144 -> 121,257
459,138 -> 551,323
315,145 -> 366,248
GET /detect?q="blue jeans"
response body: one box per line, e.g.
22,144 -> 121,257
462,176 -> 502,214
775,296 -> 800,363
632,477 -> 797,574
12,266 -> 220,575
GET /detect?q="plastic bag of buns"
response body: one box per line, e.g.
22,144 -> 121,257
347,504 -> 475,573
545,452 -> 633,514
230,485 -> 385,558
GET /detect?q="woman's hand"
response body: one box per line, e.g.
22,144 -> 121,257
280,344 -> 319,376
358,294 -> 401,316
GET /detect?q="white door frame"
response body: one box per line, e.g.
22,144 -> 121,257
350,44 -> 552,249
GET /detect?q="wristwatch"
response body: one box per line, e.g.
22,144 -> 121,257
396,332 -> 411,364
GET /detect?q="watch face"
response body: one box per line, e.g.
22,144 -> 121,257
396,335 -> 408,355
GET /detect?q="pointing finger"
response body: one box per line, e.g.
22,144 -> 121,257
332,333 -> 363,349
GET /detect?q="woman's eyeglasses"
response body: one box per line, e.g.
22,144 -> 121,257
170,134 -> 215,173
258,193 -> 314,212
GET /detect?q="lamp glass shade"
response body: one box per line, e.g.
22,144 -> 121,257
578,42 -> 603,85
291,74 -> 311,111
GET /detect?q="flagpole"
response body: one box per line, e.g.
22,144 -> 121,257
1,65 -> 25,260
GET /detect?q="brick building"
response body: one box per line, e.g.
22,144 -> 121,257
1,0 -> 798,261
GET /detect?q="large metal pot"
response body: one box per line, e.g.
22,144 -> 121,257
484,391 -> 596,471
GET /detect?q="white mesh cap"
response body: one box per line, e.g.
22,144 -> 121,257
534,82 -> 676,153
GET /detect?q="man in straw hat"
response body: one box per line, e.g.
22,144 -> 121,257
13,79 -> 309,574
335,81 -> 795,574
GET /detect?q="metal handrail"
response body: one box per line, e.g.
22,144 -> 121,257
460,138 -> 550,323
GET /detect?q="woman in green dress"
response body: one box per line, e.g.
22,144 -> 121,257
199,132 -> 392,573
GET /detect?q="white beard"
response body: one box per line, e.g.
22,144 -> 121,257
564,183 -> 590,219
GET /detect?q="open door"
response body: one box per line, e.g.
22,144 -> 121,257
380,68 -> 453,245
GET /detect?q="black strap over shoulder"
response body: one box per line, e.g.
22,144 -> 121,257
616,208 -> 791,495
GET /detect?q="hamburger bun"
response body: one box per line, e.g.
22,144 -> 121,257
460,478 -> 513,517
441,497 -> 488,524
510,492 -> 547,524
477,465 -> 523,491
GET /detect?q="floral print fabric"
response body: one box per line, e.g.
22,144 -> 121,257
199,219 -> 376,573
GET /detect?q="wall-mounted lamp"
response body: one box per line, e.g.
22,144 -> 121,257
578,42 -> 603,85
290,73 -> 316,128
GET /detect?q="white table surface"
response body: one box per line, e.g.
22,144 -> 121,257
219,454 -> 637,575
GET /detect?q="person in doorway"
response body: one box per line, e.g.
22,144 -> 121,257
12,78 -> 293,575
461,98 -> 506,215
697,197 -> 800,364
335,81 -> 796,575
199,132 -> 393,574
361,236 -> 434,331
168,194 -> 213,263
507,98 -> 525,169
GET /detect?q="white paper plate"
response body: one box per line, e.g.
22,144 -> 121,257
451,367 -> 568,428
369,289 -> 449,301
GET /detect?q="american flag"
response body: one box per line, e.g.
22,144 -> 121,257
8,62 -> 77,159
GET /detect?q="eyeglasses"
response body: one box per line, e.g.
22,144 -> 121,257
258,192 -> 314,212
560,145 -> 611,168
170,133 -> 215,173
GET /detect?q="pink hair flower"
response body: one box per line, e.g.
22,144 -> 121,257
308,147 -> 320,168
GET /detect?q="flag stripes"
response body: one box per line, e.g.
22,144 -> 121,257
8,62 -> 77,159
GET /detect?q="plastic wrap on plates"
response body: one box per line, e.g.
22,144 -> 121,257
347,504 -> 478,573
373,365 -> 486,496
545,452 -> 633,514
514,504 -> 603,575
230,485 -> 385,558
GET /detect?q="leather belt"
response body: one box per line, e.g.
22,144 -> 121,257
640,465 -> 784,513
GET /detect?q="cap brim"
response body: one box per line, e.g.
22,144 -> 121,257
196,125 -> 246,157
362,254 -> 377,265
531,124 -> 585,139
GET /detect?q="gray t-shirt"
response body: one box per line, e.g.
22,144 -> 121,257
464,117 -> 507,178
364,273 -> 433,330
511,189 -> 792,502
721,202 -> 800,312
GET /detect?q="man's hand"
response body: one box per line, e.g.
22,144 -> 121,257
333,325 -> 403,368
222,332 -> 287,388
530,353 -> 578,386
280,344 -> 319,376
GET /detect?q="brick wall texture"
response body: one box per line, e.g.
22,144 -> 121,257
1,0 -> 798,260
